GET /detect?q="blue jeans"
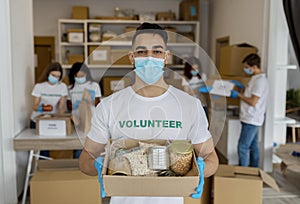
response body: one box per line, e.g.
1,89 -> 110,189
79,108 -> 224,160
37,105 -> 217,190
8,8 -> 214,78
238,122 -> 259,167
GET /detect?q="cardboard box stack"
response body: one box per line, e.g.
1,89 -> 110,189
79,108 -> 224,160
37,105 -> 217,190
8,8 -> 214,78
214,43 -> 257,106
101,76 -> 131,96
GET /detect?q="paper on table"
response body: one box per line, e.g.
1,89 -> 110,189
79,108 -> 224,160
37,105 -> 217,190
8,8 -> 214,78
210,80 -> 234,97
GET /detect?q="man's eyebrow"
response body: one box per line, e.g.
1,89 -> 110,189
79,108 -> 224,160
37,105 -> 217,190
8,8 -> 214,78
152,45 -> 164,49
135,46 -> 147,50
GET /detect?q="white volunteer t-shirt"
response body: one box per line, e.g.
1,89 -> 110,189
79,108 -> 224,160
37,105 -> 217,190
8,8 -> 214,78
68,81 -> 101,113
30,81 -> 68,121
240,73 -> 268,126
88,85 -> 211,204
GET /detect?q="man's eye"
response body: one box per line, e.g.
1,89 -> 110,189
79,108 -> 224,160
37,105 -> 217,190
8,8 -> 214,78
136,50 -> 147,55
153,50 -> 163,55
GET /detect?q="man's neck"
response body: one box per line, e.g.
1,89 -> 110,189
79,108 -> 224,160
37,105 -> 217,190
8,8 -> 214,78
132,77 -> 169,97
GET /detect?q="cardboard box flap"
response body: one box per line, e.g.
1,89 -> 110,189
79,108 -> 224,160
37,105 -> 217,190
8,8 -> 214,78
235,43 -> 257,49
234,166 -> 259,176
215,165 -> 235,177
259,169 -> 280,192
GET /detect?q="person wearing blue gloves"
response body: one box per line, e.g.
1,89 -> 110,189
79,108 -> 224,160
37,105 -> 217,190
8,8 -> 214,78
230,53 -> 268,167
79,22 -> 218,204
67,62 -> 101,158
30,62 -> 68,157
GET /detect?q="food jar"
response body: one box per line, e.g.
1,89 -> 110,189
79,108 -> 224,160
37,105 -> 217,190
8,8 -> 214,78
169,140 -> 193,176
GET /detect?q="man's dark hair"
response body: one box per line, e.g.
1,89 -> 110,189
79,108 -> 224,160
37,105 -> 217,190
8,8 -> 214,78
242,53 -> 261,68
132,22 -> 168,46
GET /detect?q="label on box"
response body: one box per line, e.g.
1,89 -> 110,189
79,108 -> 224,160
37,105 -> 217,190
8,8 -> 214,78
210,80 -> 234,97
68,33 -> 84,43
110,80 -> 125,91
92,50 -> 107,61
39,120 -> 66,136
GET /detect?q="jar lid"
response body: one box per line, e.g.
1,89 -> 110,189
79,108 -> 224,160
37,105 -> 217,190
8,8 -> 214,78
170,141 -> 193,154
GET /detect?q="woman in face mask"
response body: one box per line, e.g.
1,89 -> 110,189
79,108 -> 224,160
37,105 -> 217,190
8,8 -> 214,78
182,56 -> 209,118
67,62 -> 101,111
30,62 -> 68,129
67,62 -> 101,158
30,62 -> 68,157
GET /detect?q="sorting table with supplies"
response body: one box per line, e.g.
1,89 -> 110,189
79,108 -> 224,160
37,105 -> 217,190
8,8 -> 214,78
13,128 -> 85,204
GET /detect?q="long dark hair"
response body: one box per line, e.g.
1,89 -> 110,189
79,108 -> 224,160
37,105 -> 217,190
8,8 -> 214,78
38,62 -> 63,83
69,62 -> 93,89
183,56 -> 202,80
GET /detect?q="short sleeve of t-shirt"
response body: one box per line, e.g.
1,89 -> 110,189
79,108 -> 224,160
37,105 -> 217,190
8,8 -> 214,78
61,83 -> 68,96
187,100 -> 211,144
32,84 -> 42,97
181,78 -> 189,86
93,82 -> 102,97
87,102 -> 110,144
251,76 -> 267,98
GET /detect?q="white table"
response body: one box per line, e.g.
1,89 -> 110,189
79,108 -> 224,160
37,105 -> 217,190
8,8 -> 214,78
287,122 -> 300,143
14,128 -> 85,204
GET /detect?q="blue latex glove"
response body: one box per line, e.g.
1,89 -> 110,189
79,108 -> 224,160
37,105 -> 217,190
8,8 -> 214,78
94,157 -> 106,198
230,90 -> 239,98
37,104 -> 43,113
88,89 -> 96,101
198,86 -> 212,93
73,100 -> 81,110
191,157 -> 205,199
230,80 -> 244,89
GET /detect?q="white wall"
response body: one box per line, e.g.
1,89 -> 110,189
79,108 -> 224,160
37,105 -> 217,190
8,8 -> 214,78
210,0 -> 265,64
287,42 -> 300,90
11,0 -> 35,197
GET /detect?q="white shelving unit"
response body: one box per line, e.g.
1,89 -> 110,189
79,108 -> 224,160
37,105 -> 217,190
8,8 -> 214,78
58,19 -> 200,69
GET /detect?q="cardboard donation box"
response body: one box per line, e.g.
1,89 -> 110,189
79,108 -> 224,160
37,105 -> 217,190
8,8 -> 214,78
219,43 -> 257,76
72,6 -> 89,19
111,50 -> 131,65
35,114 -> 74,136
68,54 -> 84,64
102,76 -> 131,96
214,165 -> 280,204
179,0 -> 199,21
102,140 -> 200,197
67,29 -> 84,43
30,159 -> 101,204
89,46 -> 111,64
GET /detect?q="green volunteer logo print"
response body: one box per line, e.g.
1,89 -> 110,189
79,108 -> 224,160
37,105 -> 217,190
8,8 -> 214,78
119,119 -> 183,129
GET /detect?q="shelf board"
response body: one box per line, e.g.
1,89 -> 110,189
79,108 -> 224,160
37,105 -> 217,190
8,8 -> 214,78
85,41 -> 196,47
60,42 -> 85,46
62,64 -> 184,69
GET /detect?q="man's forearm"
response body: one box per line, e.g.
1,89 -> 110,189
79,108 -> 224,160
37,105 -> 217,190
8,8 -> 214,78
79,148 -> 98,176
203,150 -> 219,177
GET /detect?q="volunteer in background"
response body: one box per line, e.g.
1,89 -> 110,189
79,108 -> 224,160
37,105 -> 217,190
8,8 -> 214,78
230,53 -> 268,167
79,22 -> 218,204
182,56 -> 209,118
30,62 -> 68,157
67,62 -> 101,158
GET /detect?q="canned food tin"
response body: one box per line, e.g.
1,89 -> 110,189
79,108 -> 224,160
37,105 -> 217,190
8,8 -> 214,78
169,141 -> 193,176
148,146 -> 169,171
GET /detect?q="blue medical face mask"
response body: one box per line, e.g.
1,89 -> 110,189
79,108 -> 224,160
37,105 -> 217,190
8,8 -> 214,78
75,76 -> 86,84
190,70 -> 199,76
243,67 -> 253,75
134,56 -> 165,85
48,74 -> 59,84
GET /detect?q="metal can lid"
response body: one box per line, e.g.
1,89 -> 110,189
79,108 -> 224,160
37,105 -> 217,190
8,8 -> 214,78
170,140 -> 193,154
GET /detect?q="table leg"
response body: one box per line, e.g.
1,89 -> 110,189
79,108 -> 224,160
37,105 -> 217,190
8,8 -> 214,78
22,150 -> 34,204
292,127 -> 296,143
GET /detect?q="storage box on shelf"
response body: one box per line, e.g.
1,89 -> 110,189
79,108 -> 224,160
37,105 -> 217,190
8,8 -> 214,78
58,19 -> 200,69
